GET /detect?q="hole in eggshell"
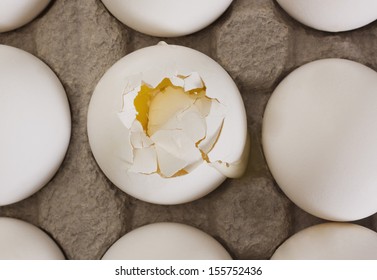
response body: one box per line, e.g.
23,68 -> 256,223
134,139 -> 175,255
118,73 -> 226,178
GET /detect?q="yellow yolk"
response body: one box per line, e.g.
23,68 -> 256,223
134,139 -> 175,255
133,85 -> 154,131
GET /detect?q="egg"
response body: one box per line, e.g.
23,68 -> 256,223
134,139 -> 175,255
271,223 -> 377,260
276,0 -> 377,32
102,222 -> 232,260
101,0 -> 233,37
0,45 -> 71,206
87,42 -> 249,205
0,0 -> 50,32
0,217 -> 65,260
262,59 -> 377,221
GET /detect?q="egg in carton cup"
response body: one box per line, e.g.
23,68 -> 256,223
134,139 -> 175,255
88,42 -> 249,205
101,0 -> 234,37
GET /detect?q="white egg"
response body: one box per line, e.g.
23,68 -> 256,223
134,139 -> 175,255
102,222 -> 232,260
101,0 -> 233,37
0,0 -> 50,32
0,45 -> 71,206
277,0 -> 377,32
271,223 -> 377,260
87,42 -> 249,205
262,59 -> 377,221
0,217 -> 65,260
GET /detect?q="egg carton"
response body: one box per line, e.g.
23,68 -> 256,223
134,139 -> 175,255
1,0 -> 377,260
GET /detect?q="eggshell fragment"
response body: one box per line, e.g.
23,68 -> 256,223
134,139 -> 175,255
183,72 -> 204,92
271,223 -> 377,260
194,97 -> 212,118
179,110 -> 207,144
130,121 -> 153,149
152,129 -> 202,175
155,146 -> 188,178
198,101 -> 226,154
118,88 -> 139,129
129,147 -> 157,174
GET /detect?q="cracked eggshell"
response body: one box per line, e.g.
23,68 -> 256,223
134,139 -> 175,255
271,223 -> 377,260
101,0 -> 233,37
0,0 -> 50,32
87,43 -> 247,205
276,0 -> 377,32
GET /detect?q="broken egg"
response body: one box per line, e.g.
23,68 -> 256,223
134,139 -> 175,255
88,42 -> 249,205
0,0 -> 50,32
101,0 -> 233,37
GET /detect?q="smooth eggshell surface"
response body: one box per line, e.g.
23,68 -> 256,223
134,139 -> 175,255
101,0 -> 233,37
0,0 -> 50,32
87,43 -> 247,205
102,222 -> 232,260
0,217 -> 65,260
277,0 -> 377,32
271,223 -> 377,260
262,59 -> 377,221
0,45 -> 71,206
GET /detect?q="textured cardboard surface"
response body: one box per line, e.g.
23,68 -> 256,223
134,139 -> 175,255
1,0 -> 377,259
